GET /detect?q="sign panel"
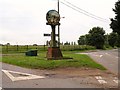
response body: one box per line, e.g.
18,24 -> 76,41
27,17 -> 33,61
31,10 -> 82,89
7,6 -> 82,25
44,34 -> 58,37
44,34 -> 51,36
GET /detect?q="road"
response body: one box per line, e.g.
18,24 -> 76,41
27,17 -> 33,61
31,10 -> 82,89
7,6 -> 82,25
79,49 -> 119,75
0,49 -> 119,89
1,63 -> 100,88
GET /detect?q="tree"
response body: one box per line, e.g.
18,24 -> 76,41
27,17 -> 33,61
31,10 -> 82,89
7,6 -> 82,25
108,32 -> 118,47
88,27 -> 105,49
33,44 -> 38,46
116,34 -> 120,47
78,35 -> 86,45
71,42 -> 74,45
74,42 -> 76,45
104,34 -> 109,46
6,43 -> 10,46
64,41 -> 70,45
85,34 -> 91,45
110,0 -> 120,35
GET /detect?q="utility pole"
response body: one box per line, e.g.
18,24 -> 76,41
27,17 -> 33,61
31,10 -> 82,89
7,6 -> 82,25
58,0 -> 60,47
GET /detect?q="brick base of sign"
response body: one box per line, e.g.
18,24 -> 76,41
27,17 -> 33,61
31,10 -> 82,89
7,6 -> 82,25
47,47 -> 63,60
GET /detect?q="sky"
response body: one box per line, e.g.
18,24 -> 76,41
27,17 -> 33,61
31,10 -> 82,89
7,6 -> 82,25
0,0 -> 118,45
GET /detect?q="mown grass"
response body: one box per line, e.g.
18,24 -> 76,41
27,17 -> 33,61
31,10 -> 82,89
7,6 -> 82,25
1,51 -> 106,70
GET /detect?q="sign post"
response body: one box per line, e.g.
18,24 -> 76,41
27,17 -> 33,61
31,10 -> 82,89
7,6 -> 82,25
46,10 -> 63,60
58,0 -> 60,47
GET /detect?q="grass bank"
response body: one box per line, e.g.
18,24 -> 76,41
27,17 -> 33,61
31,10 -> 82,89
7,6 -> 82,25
1,51 -> 106,70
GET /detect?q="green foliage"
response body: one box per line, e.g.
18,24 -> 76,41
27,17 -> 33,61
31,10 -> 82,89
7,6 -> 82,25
110,0 -> 120,35
88,27 -> 105,49
60,45 -> 96,51
116,34 -> 120,47
104,34 -> 109,46
108,32 -> 118,47
85,34 -> 91,45
64,41 -> 70,45
78,27 -> 106,49
78,35 -> 86,45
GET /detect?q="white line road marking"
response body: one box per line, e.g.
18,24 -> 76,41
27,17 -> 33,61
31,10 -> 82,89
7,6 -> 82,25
94,55 -> 103,58
100,55 -> 103,58
105,53 -> 108,55
116,57 -> 118,59
98,80 -> 107,84
105,53 -> 110,55
113,80 -> 118,84
95,76 -> 103,80
2,69 -> 45,82
113,77 -> 118,84
95,76 -> 107,84
95,76 -> 119,84
115,77 -> 118,80
0,87 -> 2,90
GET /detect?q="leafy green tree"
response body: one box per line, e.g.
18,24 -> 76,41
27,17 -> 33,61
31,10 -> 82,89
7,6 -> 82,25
78,35 -> 86,45
104,34 -> 109,46
108,32 -> 118,47
116,34 -> 120,47
71,42 -> 74,45
85,34 -> 91,45
64,41 -> 70,45
74,42 -> 76,45
110,0 -> 120,35
88,27 -> 105,49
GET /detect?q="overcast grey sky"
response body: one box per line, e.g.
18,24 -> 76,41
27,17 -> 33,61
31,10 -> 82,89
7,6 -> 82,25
0,0 -> 117,45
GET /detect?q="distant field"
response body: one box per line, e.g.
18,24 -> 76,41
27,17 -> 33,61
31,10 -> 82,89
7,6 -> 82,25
1,45 -> 96,53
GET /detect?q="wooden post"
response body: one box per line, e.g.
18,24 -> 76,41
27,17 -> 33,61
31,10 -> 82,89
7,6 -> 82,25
17,45 -> 18,51
26,45 -> 28,51
6,45 -> 8,52
51,25 -> 56,47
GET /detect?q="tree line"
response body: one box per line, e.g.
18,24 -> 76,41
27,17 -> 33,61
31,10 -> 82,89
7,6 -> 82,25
78,0 -> 120,49
78,27 -> 120,49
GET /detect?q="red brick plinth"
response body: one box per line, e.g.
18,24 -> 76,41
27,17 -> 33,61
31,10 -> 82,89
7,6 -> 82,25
47,47 -> 63,60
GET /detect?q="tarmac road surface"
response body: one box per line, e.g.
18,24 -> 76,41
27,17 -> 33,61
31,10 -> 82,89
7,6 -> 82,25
79,49 -> 119,75
1,63 -> 99,88
0,62 -> 118,89
0,49 -> 119,89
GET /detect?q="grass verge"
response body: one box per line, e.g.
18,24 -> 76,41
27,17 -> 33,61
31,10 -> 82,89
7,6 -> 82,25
1,51 -> 106,70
